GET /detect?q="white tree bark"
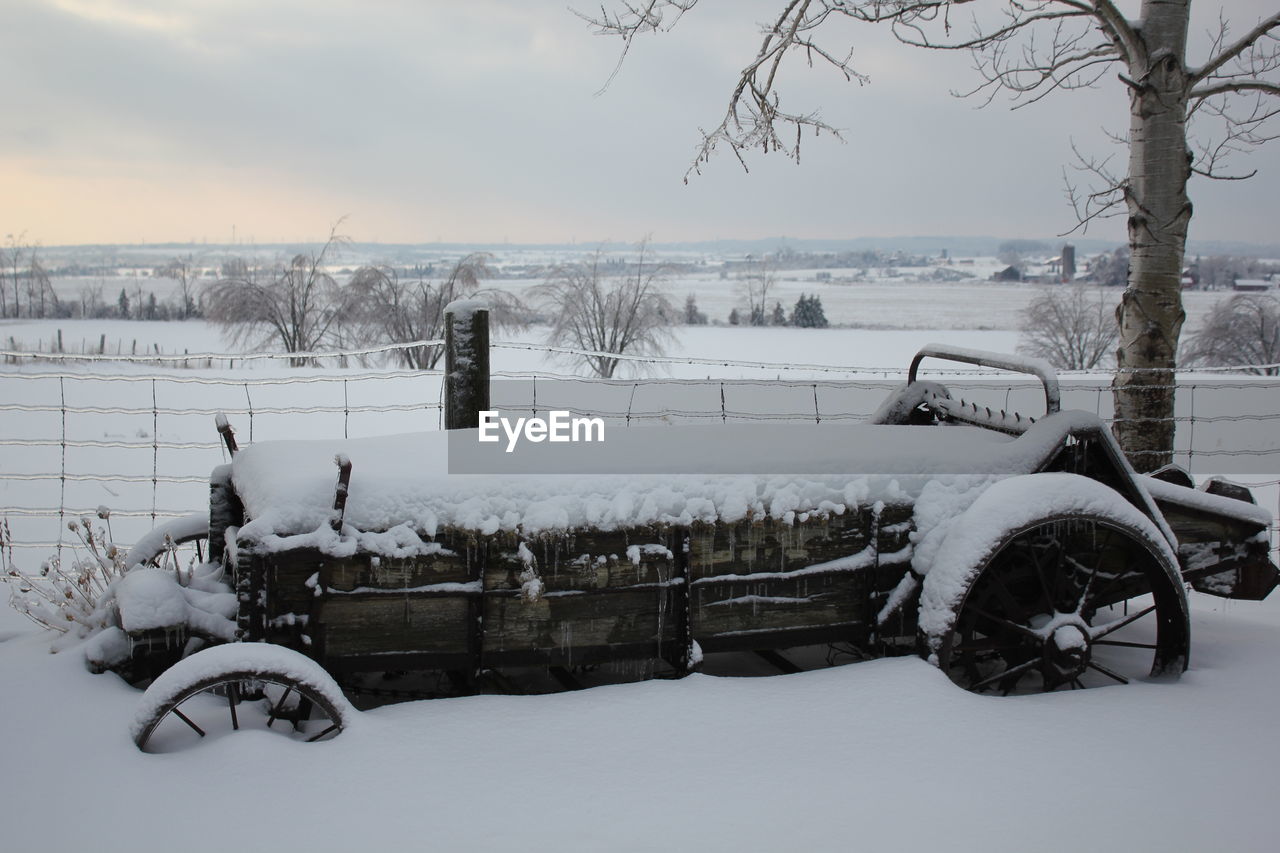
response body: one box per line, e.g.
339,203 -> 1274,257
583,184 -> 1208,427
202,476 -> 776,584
1112,0 -> 1192,471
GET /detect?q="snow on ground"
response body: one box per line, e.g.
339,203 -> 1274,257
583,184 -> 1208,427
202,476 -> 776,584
1,593 -> 1278,852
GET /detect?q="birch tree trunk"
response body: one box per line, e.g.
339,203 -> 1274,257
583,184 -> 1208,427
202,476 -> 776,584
1112,0 -> 1192,472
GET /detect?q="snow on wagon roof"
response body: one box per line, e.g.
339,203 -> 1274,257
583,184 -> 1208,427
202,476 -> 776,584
230,419 -> 1085,540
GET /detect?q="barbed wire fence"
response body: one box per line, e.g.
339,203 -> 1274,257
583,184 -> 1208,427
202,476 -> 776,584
2,339 -> 1278,567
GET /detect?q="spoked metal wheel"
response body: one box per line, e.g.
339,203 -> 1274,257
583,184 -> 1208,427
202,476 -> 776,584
132,645 -> 351,752
937,515 -> 1189,694
123,512 -> 211,573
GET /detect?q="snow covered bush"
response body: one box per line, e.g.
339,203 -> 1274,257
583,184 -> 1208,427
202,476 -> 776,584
3,510 -> 126,643
3,510 -> 237,674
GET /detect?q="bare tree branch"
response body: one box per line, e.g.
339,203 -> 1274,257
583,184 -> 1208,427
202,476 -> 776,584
1190,80 -> 1280,101
576,0 -> 697,94
1061,137 -> 1125,235
1189,11 -> 1280,85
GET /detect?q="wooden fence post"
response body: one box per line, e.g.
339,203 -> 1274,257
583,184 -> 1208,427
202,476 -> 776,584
444,300 -> 490,430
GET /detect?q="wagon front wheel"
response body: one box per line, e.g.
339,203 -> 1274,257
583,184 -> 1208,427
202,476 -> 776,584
132,644 -> 352,752
936,515 -> 1188,694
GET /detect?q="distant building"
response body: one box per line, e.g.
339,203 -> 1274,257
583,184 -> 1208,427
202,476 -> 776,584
994,265 -> 1024,282
1061,244 -> 1076,281
1233,278 -> 1271,292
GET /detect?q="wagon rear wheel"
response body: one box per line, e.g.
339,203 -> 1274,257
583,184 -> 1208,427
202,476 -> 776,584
123,512 -> 211,573
132,645 -> 351,752
937,515 -> 1188,694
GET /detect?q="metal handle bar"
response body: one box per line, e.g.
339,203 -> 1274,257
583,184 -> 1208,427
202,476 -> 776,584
908,343 -> 1060,415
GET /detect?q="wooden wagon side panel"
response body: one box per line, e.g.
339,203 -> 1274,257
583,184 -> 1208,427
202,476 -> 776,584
482,587 -> 682,666
687,511 -> 873,581
1155,502 -> 1280,600
312,594 -> 473,659
321,550 -> 474,592
483,528 -> 680,593
688,503 -> 916,651
691,572 -> 870,649
481,526 -> 683,666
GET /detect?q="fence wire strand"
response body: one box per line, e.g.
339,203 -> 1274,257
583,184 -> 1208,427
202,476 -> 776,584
3,341 -> 1279,562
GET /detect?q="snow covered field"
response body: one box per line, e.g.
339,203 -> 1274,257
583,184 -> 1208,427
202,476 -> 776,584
3,282 -> 1279,853
1,594 -> 1278,852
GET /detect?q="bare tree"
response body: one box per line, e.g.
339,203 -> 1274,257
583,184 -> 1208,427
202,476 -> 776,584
2,233 -> 28,319
581,1 -> 1280,470
348,253 -> 526,369
24,250 -> 57,318
156,255 -> 202,319
1182,292 -> 1280,375
537,240 -> 675,378
1019,282 -> 1118,370
741,255 -> 776,326
204,226 -> 352,366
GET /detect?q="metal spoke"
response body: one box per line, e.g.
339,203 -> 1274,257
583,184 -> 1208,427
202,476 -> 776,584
228,682 -> 240,731
1074,529 -> 1112,614
266,686 -> 294,728
171,707 -> 206,737
1091,604 -> 1156,640
1093,639 -> 1158,650
1087,660 -> 1130,685
954,639 -> 1024,654
1024,541 -> 1057,616
986,568 -> 1035,625
306,723 -> 341,743
971,606 -> 1042,643
1090,565 -> 1141,604
970,658 -> 1039,693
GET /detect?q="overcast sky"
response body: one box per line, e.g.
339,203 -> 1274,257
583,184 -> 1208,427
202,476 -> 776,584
2,0 -> 1277,248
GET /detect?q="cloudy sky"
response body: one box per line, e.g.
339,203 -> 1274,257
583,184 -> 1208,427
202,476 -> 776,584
2,0 -> 1277,247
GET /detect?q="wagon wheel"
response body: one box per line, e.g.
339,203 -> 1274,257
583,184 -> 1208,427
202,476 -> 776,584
123,512 -> 211,572
132,644 -> 351,752
937,515 -> 1189,694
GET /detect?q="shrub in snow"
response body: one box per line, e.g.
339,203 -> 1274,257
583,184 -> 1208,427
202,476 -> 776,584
3,511 -> 127,645
3,510 -> 237,673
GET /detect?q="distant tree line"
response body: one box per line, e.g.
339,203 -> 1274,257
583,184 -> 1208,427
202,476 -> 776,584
1,236 -> 58,319
722,292 -> 828,328
204,227 -> 529,368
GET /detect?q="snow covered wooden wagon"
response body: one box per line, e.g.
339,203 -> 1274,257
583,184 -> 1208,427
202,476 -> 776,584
101,345 -> 1278,751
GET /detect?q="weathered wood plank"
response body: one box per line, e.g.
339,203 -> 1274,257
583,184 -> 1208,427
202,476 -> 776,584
688,509 -> 900,581
313,595 -> 472,657
320,549 -> 474,592
482,587 -> 679,655
484,528 -> 679,593
1157,503 -> 1262,548
691,572 -> 869,640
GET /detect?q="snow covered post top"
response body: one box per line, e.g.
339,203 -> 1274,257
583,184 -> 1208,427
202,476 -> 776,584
215,412 -> 238,455
444,300 -> 490,430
